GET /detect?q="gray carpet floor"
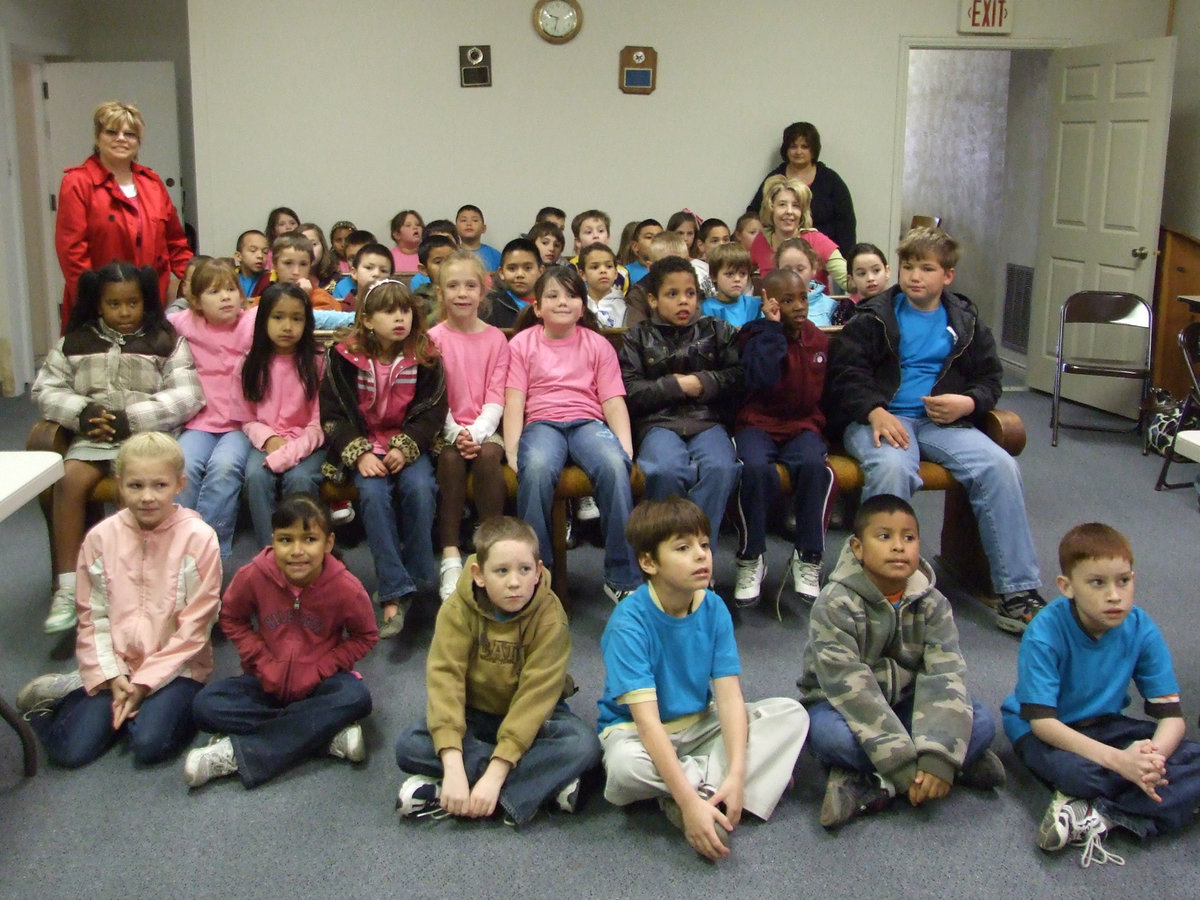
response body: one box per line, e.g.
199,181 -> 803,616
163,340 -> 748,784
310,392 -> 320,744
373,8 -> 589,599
1,387 -> 1197,899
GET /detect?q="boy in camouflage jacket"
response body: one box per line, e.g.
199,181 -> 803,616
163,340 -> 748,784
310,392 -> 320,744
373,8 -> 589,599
797,494 -> 1004,829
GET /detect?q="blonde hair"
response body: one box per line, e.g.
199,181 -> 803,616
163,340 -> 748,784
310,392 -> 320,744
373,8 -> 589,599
115,431 -> 184,477
92,100 -> 145,143
433,249 -> 489,323
759,175 -> 814,236
648,231 -> 688,262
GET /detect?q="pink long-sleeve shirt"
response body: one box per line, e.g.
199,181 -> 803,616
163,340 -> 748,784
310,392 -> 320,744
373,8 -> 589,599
428,321 -> 509,441
242,353 -> 326,472
168,307 -> 257,432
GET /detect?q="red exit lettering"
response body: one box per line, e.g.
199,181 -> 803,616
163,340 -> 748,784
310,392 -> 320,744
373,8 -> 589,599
969,0 -> 1009,28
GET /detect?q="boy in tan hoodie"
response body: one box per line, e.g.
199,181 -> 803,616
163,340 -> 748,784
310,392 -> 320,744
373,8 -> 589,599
394,516 -> 601,826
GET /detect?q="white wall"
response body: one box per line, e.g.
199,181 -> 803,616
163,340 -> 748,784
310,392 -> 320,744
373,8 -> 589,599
1163,0 -> 1200,238
188,0 -> 1170,260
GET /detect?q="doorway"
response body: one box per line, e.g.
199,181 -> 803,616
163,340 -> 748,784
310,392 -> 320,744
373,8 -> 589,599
900,47 -> 1053,374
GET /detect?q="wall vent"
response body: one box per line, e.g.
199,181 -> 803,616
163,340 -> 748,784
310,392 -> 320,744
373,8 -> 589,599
1002,264 -> 1033,354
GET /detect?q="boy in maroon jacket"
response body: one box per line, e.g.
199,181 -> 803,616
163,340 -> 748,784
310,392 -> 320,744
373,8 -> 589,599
184,495 -> 378,788
733,268 -> 833,611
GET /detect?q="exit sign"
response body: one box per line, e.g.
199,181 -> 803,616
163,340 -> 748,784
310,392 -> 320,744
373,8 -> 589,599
959,0 -> 1012,33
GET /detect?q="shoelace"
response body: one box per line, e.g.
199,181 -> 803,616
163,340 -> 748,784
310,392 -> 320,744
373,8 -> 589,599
1073,812 -> 1125,868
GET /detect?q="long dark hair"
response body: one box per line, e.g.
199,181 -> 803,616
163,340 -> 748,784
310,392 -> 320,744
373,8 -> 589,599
242,283 -> 319,403
67,261 -> 168,336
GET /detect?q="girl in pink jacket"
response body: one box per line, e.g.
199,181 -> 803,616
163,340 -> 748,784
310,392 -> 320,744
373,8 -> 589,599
16,432 -> 221,768
240,283 -> 326,547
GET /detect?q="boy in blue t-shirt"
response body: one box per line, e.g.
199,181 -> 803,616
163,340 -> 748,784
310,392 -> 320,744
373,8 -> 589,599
701,242 -> 760,327
597,497 -> 808,861
1002,523 -> 1200,868
825,227 -> 1044,634
455,204 -> 501,272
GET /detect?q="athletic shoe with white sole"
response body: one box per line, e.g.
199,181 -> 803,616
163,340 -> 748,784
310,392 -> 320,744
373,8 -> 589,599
184,736 -> 238,787
16,670 -> 83,714
791,551 -> 822,602
328,723 -> 366,762
733,555 -> 765,607
43,586 -> 77,634
575,496 -> 600,521
438,557 -> 463,602
397,774 -> 443,818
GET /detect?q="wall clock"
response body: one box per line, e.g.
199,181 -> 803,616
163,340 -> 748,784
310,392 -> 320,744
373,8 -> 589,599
533,0 -> 582,44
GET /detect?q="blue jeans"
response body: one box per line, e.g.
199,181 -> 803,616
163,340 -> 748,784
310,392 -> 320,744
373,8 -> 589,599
842,417 -> 1040,594
735,428 -> 832,558
30,677 -> 203,768
177,429 -> 251,563
244,448 -> 325,548
637,425 -> 740,547
517,419 -> 640,590
1015,716 -> 1200,837
395,702 -> 602,826
192,671 -> 372,788
354,453 -> 437,603
807,697 -> 996,777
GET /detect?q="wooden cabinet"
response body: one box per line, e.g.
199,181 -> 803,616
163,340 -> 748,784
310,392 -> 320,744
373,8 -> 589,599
1154,229 -> 1200,397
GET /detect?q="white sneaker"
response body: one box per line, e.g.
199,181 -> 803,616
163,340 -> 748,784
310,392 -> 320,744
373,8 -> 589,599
43,586 -> 77,634
16,670 -> 83,714
328,723 -> 366,762
397,774 -> 444,817
734,555 -> 766,607
604,583 -> 635,604
438,557 -> 463,602
555,777 -> 581,813
330,501 -> 355,525
791,551 -> 821,602
184,736 -> 238,787
576,496 -> 600,521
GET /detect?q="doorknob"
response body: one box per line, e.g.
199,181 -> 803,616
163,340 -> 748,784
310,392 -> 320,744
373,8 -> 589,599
1132,246 -> 1151,260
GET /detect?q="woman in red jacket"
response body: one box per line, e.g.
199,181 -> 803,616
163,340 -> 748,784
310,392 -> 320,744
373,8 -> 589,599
54,100 -> 192,332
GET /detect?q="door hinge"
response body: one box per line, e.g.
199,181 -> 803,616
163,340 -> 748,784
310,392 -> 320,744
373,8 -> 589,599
49,194 -> 56,212
42,81 -> 48,100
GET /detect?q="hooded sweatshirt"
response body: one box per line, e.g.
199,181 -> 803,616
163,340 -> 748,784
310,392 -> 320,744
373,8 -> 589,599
426,559 -> 573,766
797,538 -> 973,788
220,547 -> 378,703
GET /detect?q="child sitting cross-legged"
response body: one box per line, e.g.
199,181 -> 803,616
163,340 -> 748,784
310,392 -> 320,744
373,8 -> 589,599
1002,523 -> 1200,867
598,497 -> 809,861
799,494 -> 1005,831
184,495 -> 377,788
17,432 -> 220,768
395,516 -> 601,825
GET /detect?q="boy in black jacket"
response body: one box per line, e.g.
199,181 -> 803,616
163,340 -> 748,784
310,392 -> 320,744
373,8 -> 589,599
618,257 -> 741,551
824,228 -> 1044,633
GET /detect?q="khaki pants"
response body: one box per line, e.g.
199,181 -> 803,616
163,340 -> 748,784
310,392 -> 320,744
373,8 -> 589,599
600,697 -> 808,820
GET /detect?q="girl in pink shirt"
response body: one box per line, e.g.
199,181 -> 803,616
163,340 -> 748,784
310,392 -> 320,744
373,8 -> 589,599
168,259 -> 256,567
503,265 -> 641,601
241,283 -> 326,547
428,250 -> 510,600
390,209 -> 424,274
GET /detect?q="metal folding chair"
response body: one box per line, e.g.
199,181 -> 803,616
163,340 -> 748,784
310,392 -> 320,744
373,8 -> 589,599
1050,291 -> 1153,449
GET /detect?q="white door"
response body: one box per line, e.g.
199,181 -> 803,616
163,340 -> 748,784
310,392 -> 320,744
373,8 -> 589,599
1026,36 -> 1175,418
36,61 -> 181,339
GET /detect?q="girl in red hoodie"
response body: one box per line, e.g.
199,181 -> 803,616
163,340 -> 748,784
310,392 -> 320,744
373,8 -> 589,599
184,495 -> 378,788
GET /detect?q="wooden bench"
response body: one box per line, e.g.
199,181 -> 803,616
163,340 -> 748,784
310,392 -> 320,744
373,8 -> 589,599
27,409 -> 1024,604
